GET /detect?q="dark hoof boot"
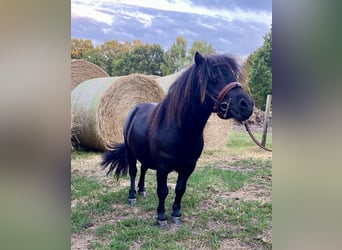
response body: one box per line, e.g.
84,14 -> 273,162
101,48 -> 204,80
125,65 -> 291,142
128,198 -> 136,206
157,219 -> 168,228
138,191 -> 147,197
171,216 -> 181,225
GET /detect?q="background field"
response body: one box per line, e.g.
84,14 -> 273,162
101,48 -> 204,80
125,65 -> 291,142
71,129 -> 272,249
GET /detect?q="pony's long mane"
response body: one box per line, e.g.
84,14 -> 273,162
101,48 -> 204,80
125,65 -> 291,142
149,54 -> 244,129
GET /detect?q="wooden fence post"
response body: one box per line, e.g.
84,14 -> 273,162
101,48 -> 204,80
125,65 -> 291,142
261,94 -> 272,146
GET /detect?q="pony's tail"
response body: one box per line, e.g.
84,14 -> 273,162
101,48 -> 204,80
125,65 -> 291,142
101,143 -> 128,180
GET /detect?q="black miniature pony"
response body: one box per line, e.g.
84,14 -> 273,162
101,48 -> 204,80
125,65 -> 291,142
101,52 -> 254,227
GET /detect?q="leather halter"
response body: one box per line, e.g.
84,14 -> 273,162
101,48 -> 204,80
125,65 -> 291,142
211,82 -> 272,152
213,82 -> 242,118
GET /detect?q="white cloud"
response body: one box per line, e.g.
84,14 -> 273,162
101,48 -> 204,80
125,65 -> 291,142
71,0 -> 155,27
197,22 -> 217,30
178,29 -> 198,37
219,38 -> 231,45
71,0 -> 272,26
102,28 -> 111,34
119,10 -> 154,27
136,13 -> 154,27
71,0 -> 115,25
110,0 -> 271,26
112,0 -> 194,14
225,8 -> 272,26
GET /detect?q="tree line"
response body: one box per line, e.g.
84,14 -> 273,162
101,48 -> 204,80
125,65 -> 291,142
244,28 -> 272,110
71,36 -> 215,77
71,28 -> 272,109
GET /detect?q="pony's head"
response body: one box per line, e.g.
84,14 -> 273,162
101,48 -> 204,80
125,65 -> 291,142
195,52 -> 254,122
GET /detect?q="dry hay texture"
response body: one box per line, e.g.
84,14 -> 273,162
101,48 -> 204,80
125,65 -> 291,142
156,72 -> 232,151
71,74 -> 165,151
71,59 -> 109,91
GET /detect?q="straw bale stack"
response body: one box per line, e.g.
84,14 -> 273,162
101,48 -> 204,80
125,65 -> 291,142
71,59 -> 109,91
156,72 -> 232,151
71,74 -> 165,151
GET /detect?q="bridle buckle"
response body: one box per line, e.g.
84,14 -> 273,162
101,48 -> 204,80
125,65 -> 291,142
218,98 -> 231,118
213,82 -> 242,119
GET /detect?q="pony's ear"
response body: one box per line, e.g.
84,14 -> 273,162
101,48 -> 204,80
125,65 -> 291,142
195,51 -> 204,66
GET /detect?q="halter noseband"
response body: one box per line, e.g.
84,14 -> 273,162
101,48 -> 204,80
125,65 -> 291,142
213,82 -> 242,119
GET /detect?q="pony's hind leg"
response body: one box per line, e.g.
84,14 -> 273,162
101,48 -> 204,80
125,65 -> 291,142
128,152 -> 137,205
137,164 -> 148,197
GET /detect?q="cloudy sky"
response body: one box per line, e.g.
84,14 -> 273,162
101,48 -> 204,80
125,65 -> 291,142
71,0 -> 272,58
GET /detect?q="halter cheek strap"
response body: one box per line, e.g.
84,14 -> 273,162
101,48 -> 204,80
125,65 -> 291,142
213,82 -> 242,115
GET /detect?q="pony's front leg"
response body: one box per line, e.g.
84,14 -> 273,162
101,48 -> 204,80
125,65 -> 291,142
171,171 -> 192,225
156,170 -> 169,227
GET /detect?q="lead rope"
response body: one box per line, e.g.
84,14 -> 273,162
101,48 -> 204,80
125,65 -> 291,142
243,122 -> 272,152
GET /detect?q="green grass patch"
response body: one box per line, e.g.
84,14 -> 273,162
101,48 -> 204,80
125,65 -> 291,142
227,130 -> 272,153
71,147 -> 272,249
226,200 -> 271,233
234,158 -> 272,187
191,166 -> 249,191
71,206 -> 94,233
203,149 -> 221,155
71,150 -> 99,160
71,175 -> 102,199
95,223 -> 116,237
101,218 -> 191,249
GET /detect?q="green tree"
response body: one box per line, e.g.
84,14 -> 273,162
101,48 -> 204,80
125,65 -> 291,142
187,40 -> 216,64
111,43 -> 164,76
100,40 -> 123,57
71,38 -> 94,59
242,50 -> 258,94
97,40 -> 124,75
161,36 -> 187,75
82,48 -> 109,74
146,44 -> 164,75
248,28 -> 272,110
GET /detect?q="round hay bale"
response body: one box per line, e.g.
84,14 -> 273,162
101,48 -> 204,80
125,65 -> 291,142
203,114 -> 232,151
71,74 -> 165,151
155,71 -> 182,93
157,72 -> 231,151
71,59 -> 109,91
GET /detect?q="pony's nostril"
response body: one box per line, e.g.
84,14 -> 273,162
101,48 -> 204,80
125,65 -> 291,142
239,99 -> 248,109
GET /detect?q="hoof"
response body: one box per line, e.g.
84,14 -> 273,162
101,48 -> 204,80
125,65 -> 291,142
128,198 -> 136,206
171,216 -> 181,225
138,191 -> 147,197
157,219 -> 168,228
